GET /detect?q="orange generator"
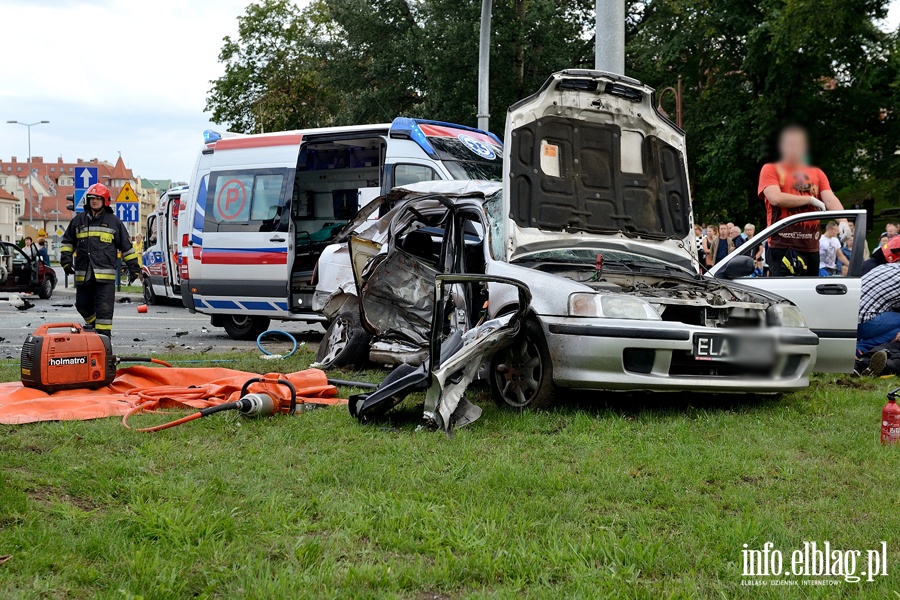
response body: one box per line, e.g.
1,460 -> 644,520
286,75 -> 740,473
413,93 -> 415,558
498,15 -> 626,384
20,323 -> 117,393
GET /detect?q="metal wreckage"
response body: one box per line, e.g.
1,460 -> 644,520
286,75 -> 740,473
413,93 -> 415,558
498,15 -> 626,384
316,70 -> 823,432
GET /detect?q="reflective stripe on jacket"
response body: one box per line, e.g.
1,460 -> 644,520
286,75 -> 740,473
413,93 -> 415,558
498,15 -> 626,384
60,207 -> 138,285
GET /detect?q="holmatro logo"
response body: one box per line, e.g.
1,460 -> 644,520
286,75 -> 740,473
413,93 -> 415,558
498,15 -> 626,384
49,356 -> 87,367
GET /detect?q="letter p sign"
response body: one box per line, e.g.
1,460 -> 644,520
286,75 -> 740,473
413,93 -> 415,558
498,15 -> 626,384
216,179 -> 248,221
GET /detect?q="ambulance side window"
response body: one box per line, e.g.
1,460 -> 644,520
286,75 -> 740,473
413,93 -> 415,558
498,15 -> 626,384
147,215 -> 158,246
394,164 -> 438,187
205,168 -> 291,233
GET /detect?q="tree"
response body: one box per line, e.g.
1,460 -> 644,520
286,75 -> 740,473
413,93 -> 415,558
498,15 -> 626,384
627,0 -> 896,224
206,0 -> 339,133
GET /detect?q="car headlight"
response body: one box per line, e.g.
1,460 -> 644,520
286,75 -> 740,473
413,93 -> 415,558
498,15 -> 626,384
568,293 -> 661,320
770,304 -> 808,328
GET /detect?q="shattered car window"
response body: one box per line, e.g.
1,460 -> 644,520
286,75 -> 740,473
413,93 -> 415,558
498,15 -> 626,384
484,191 -> 505,261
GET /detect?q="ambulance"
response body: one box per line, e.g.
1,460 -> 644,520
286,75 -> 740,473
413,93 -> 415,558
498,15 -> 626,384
179,118 -> 504,340
141,185 -> 189,305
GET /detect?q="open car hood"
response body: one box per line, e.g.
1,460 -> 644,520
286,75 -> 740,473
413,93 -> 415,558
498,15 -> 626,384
503,70 -> 698,270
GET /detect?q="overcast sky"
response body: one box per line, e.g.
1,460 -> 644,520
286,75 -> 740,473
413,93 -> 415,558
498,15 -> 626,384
1,0 -> 899,182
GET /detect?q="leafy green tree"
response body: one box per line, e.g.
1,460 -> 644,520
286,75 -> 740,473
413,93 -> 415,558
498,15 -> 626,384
628,0 -> 896,224
206,0 -> 339,133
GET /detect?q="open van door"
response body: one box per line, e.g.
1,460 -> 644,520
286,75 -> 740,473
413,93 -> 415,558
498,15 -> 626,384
193,133 -> 302,336
710,209 -> 866,373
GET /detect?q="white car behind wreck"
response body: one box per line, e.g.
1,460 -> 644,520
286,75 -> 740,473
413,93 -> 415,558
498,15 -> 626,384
312,70 -> 868,423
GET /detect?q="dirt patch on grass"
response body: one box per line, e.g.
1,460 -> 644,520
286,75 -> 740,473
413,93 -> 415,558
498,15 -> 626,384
27,486 -> 101,512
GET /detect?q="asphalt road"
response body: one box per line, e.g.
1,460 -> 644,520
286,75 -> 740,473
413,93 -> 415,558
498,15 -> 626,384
0,271 -> 325,359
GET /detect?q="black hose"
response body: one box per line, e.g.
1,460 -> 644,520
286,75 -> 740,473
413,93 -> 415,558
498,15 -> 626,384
327,378 -> 379,390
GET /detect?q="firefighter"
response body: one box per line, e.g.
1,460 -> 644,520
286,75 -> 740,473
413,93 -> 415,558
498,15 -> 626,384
59,183 -> 140,336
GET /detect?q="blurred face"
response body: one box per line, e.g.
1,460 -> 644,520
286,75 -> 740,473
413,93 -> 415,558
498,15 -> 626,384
88,195 -> 104,212
887,224 -> 899,236
731,226 -> 741,238
718,225 -> 728,238
694,225 -> 702,237
707,226 -> 715,238
779,128 -> 808,165
744,224 -> 755,238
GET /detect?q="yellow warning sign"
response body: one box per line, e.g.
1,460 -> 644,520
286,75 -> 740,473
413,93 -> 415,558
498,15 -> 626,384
115,182 -> 138,204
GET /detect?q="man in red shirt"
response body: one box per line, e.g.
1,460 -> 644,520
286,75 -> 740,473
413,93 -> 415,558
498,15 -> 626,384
758,125 -> 845,276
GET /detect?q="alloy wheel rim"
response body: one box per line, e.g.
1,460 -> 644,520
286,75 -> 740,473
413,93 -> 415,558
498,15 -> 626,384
322,318 -> 350,364
495,336 -> 542,407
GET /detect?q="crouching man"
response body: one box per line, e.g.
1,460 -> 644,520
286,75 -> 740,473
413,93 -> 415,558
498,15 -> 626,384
59,184 -> 140,336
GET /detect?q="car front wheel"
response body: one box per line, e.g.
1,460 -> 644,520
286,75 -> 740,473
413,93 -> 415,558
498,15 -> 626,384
38,277 -> 53,300
490,317 -> 558,410
315,309 -> 369,368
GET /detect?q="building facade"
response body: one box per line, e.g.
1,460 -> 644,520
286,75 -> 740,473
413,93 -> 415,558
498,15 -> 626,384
0,155 -> 170,259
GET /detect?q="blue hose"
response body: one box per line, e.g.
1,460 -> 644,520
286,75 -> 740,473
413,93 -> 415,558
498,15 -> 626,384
256,329 -> 298,359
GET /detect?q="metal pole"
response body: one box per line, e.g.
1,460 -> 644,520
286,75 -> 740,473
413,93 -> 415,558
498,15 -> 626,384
27,125 -> 33,222
6,120 -> 49,239
477,0 -> 492,132
595,0 -> 625,74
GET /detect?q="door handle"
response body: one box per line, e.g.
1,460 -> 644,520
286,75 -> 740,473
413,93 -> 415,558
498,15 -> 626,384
816,283 -> 847,295
269,236 -> 286,243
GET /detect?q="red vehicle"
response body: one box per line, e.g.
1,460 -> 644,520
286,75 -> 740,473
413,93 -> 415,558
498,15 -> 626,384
0,241 -> 57,299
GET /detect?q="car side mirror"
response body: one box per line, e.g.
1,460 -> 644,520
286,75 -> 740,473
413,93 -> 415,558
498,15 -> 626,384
717,255 -> 755,280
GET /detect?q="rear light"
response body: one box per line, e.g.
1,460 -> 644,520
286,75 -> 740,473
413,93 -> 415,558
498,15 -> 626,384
182,234 -> 189,247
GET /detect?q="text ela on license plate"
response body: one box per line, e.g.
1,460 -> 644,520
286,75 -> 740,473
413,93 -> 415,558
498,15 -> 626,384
693,333 -> 775,364
693,334 -> 734,361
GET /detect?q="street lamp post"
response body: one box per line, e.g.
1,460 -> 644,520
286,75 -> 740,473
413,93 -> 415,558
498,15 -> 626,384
6,120 -> 50,238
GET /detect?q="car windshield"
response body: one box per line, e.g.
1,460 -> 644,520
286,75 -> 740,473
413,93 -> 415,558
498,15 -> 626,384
443,160 -> 502,181
516,248 -> 695,276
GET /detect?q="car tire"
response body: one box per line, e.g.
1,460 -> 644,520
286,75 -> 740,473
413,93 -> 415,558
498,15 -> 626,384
490,317 -> 558,410
315,309 -> 370,369
38,277 -> 53,300
143,278 -> 157,305
222,314 -> 271,341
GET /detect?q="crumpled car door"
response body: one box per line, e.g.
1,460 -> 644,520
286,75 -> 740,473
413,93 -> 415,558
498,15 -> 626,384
349,274 -> 531,432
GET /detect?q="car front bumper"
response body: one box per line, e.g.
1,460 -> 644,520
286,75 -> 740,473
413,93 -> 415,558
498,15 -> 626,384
538,316 -> 817,393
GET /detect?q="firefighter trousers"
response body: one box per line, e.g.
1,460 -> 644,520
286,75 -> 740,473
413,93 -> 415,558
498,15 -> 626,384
75,280 -> 116,336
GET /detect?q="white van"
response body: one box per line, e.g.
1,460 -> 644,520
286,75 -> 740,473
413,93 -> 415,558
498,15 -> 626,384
141,185 -> 189,304
179,118 -> 503,339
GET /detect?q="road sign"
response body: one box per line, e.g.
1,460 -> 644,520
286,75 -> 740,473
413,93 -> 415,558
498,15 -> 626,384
116,202 -> 139,222
55,228 -> 64,237
114,182 -> 139,222
38,229 -> 47,237
74,166 -> 98,213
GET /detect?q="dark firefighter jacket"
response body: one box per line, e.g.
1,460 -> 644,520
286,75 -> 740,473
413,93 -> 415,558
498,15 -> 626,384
60,207 -> 139,285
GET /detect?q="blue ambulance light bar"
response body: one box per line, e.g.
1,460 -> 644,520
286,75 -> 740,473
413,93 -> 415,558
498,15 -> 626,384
389,118 -> 502,157
203,129 -> 222,144
389,117 -> 437,157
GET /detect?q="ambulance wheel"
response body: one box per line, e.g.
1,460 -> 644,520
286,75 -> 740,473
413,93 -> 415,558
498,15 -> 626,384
222,315 -> 271,341
143,278 -> 157,305
316,310 -> 369,369
490,318 -> 557,410
38,278 -> 53,300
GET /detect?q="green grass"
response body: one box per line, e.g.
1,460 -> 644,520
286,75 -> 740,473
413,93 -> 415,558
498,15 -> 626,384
1,347 -> 899,598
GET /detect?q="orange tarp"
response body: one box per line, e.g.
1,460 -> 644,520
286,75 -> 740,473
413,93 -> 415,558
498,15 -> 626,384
0,366 -> 345,425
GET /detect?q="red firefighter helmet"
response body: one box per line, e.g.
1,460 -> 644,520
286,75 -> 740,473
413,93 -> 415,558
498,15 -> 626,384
85,183 -> 112,207
881,236 -> 900,264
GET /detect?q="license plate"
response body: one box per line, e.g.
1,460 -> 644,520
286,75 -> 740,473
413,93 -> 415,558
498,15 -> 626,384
693,334 -> 734,361
693,333 -> 775,364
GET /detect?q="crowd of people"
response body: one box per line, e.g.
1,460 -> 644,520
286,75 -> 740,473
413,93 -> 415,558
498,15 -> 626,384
694,123 -> 900,376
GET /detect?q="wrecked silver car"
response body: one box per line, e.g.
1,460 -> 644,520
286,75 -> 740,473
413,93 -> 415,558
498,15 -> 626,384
318,70 -> 820,420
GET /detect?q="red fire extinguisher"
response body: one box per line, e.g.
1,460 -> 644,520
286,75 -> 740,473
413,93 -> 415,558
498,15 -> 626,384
882,388 -> 900,445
